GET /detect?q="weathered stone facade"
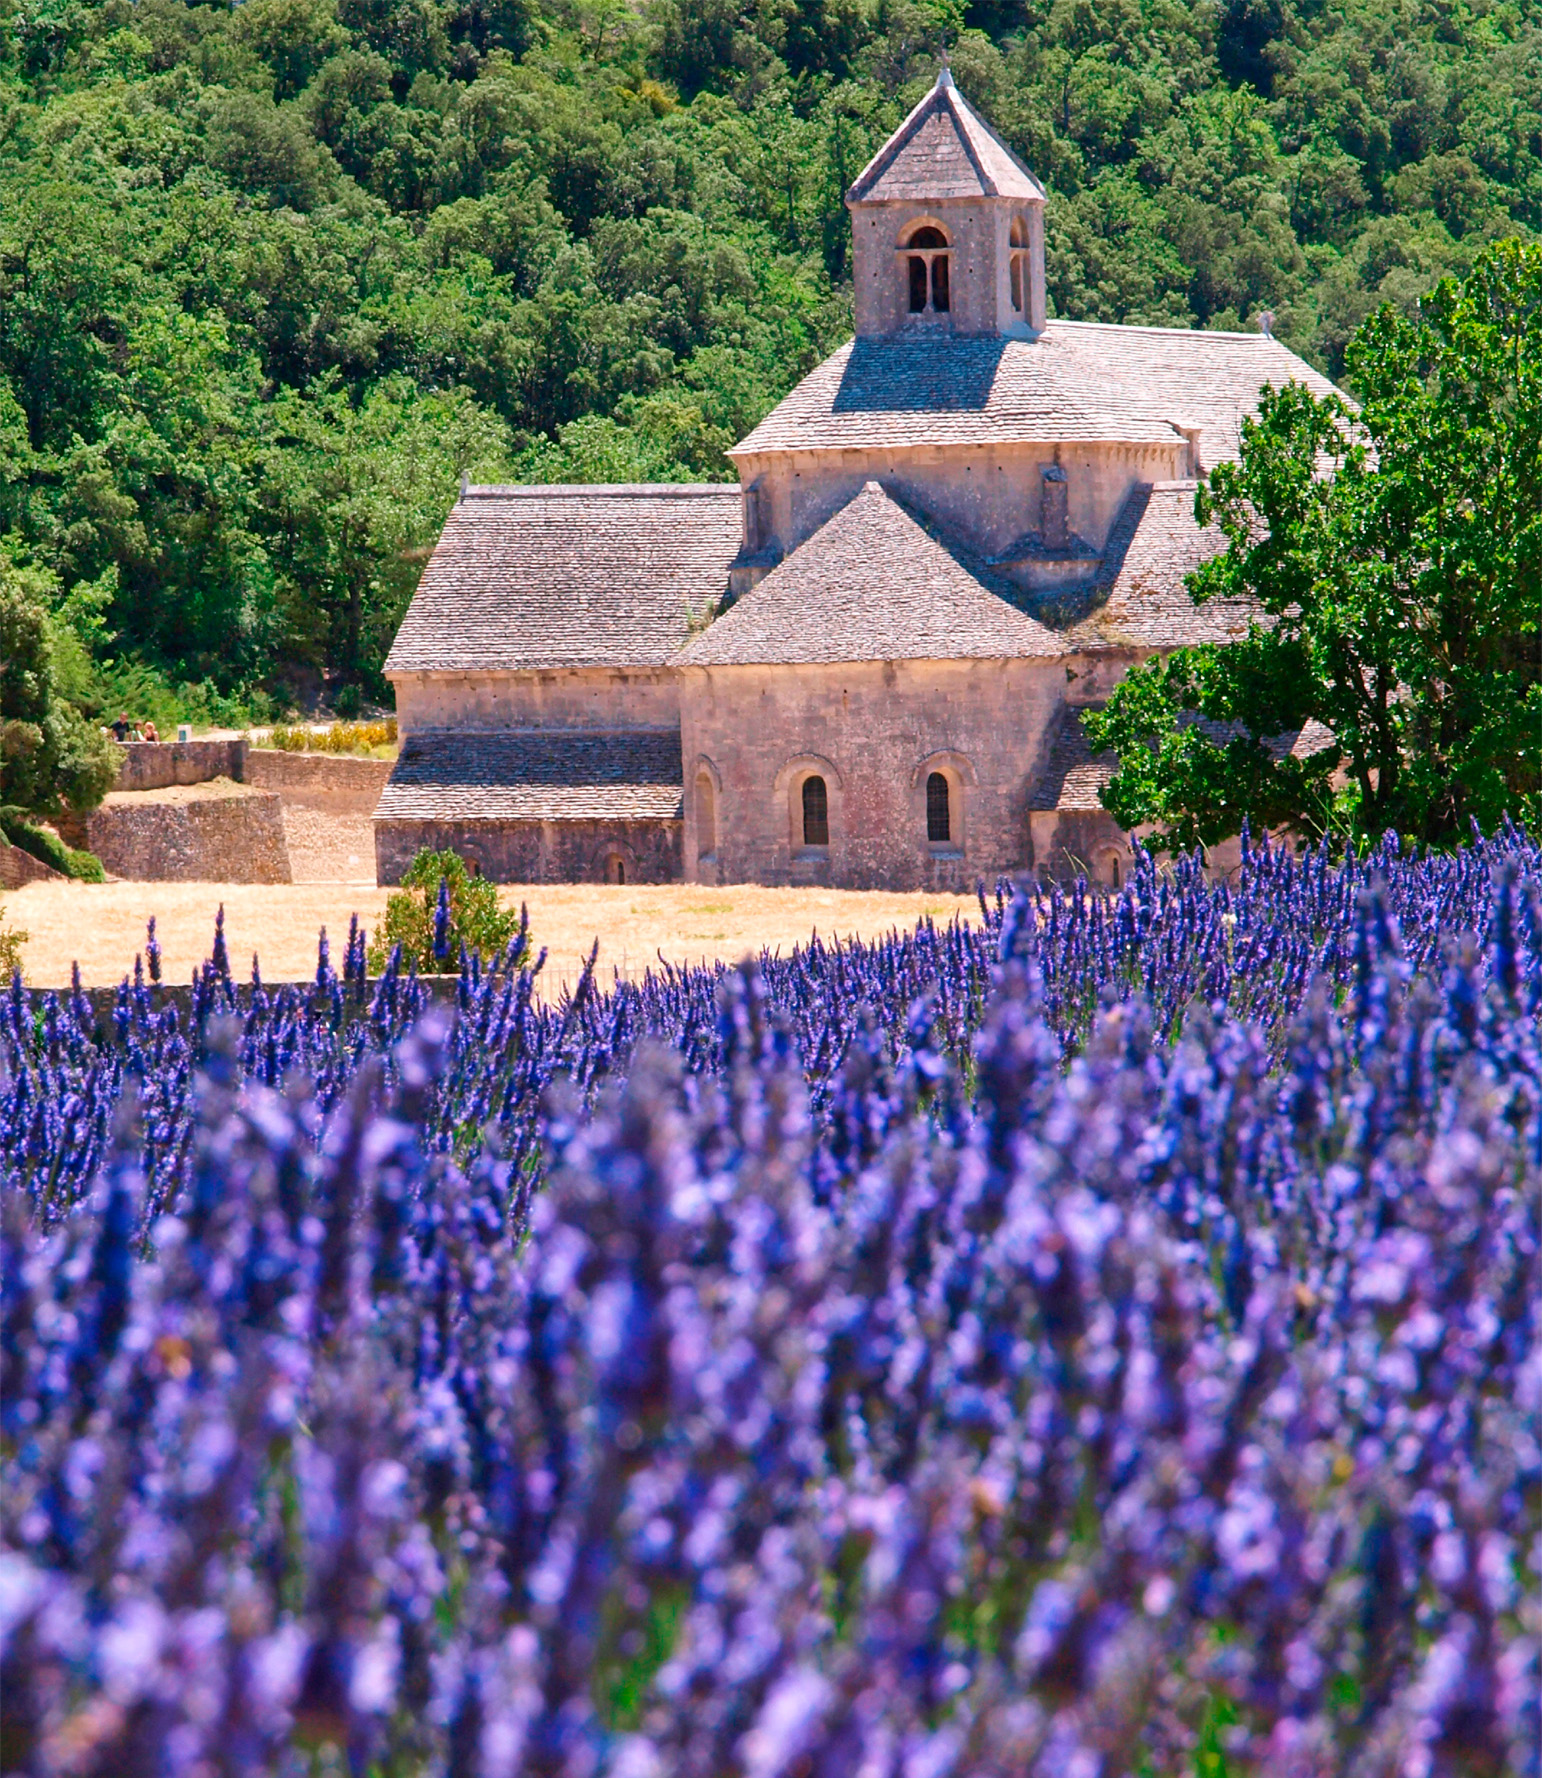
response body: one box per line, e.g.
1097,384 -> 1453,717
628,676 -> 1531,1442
375,817 -> 681,886
112,739 -> 247,792
377,69 -> 1342,890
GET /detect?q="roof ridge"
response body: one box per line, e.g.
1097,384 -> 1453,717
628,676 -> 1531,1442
461,483 -> 739,499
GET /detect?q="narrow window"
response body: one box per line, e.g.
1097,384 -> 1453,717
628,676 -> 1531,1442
695,772 -> 716,857
606,854 -> 626,885
1010,253 -> 1023,313
908,256 -> 928,312
801,775 -> 829,847
926,772 -> 951,843
931,255 -> 950,312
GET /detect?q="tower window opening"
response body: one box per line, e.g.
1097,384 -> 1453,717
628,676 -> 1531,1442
926,772 -> 951,843
801,775 -> 829,847
1009,215 -> 1030,316
900,225 -> 950,317
908,255 -> 929,312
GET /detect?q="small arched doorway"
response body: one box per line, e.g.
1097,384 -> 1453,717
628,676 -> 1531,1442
604,851 -> 627,885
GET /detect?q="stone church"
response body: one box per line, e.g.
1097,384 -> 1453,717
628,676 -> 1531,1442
375,68 -> 1338,891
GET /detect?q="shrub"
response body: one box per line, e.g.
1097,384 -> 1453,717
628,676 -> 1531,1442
265,718 -> 397,756
366,847 -> 524,973
0,809 -> 105,881
0,899 -> 24,980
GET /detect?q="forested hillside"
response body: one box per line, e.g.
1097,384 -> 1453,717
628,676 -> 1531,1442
1,0 -> 1536,714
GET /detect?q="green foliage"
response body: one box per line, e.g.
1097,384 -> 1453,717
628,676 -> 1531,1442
0,0 -> 1536,711
366,847 -> 525,972
0,897 -> 25,981
0,810 -> 106,881
1084,240 -> 1541,853
0,564 -> 119,821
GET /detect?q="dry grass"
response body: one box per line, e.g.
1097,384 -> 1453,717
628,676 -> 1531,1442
4,881 -> 982,993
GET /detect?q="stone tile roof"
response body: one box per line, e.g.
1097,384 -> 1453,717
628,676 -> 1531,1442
375,730 -> 684,823
1030,707 -> 1118,812
383,485 -> 742,675
847,69 -> 1045,204
1071,482 -> 1260,648
731,323 -> 1340,463
675,481 -> 1065,667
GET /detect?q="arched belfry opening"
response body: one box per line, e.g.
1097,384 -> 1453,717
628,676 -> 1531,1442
845,66 -> 1047,338
901,222 -> 951,316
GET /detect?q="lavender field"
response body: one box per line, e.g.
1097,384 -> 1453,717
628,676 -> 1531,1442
2,831 -> 1538,1776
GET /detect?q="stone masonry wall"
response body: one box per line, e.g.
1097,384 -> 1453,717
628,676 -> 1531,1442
735,438 -> 1186,574
82,784 -> 291,882
681,656 -> 1078,891
391,668 -> 679,738
374,818 -> 682,886
0,840 -> 66,888
113,739 -> 246,792
244,749 -> 393,814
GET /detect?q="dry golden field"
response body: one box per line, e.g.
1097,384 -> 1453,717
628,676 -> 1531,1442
2,880 -> 982,993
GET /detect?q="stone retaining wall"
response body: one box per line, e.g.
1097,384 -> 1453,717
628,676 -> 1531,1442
82,784 -> 292,883
245,749 -> 393,814
113,739 -> 247,791
0,840 -> 66,889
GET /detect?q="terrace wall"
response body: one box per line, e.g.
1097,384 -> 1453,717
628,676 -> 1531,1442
374,817 -> 681,886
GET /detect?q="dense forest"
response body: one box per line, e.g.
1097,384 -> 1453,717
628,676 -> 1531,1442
1,0 -> 1536,715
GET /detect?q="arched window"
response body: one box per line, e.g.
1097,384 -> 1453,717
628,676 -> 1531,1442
1008,215 -> 1030,315
902,224 -> 951,316
801,775 -> 829,847
926,772 -> 951,843
695,771 -> 716,858
605,852 -> 626,885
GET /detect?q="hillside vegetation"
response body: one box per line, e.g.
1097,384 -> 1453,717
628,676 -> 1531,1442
1,0 -> 1536,712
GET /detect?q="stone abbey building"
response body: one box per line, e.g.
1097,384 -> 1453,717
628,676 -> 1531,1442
375,68 -> 1338,891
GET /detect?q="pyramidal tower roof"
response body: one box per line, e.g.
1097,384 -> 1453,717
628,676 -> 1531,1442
846,67 -> 1045,206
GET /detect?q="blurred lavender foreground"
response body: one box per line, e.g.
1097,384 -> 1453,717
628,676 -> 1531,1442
2,831 -> 1539,1776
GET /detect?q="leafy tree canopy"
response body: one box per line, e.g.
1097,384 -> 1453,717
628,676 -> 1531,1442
0,562 -> 120,822
1083,239 -> 1541,852
1,0 -> 1537,712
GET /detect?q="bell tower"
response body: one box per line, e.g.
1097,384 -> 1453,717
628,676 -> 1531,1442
846,67 -> 1047,340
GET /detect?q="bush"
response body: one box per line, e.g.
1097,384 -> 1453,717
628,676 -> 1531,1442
0,809 -> 105,881
265,719 -> 397,756
0,899 -> 24,981
366,847 -> 524,973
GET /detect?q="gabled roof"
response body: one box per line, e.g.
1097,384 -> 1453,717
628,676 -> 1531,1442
731,323 -> 1341,464
675,481 -> 1064,668
375,730 -> 684,822
383,485 -> 741,676
847,69 -> 1045,205
1070,482 -> 1259,649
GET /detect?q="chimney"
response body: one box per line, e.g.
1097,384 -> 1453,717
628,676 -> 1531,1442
1041,464 -> 1068,550
459,471 -> 470,501
1257,310 -> 1275,339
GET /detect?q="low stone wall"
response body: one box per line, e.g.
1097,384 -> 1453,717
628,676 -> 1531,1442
374,818 -> 682,885
82,783 -> 292,883
113,739 -> 246,792
245,749 -> 393,814
0,840 -> 66,889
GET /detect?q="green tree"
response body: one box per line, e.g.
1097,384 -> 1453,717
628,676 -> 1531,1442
0,562 -> 119,822
1084,240 -> 1542,852
261,376 -> 512,697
